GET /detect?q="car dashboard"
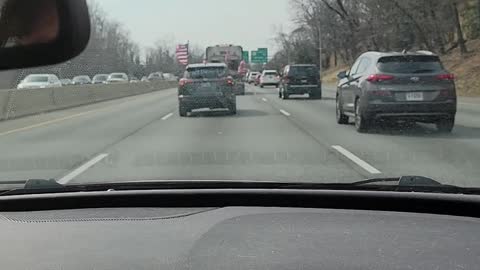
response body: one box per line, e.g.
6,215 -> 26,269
1,206 -> 479,270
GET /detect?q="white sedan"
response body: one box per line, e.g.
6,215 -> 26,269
17,74 -> 62,89
107,73 -> 129,84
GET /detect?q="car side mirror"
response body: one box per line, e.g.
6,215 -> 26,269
337,71 -> 348,79
0,0 -> 90,71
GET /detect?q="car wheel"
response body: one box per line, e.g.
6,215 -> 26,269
228,102 -> 237,115
179,103 -> 188,117
310,92 -> 322,100
336,97 -> 349,125
436,117 -> 455,133
355,99 -> 371,133
260,84 -> 264,88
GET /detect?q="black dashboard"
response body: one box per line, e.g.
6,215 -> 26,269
1,206 -> 479,270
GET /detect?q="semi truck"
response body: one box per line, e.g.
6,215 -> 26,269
205,45 -> 246,95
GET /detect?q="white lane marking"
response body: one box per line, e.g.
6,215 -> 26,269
262,98 -> 268,102
58,154 -> 109,184
161,112 -> 174,120
331,145 -> 382,175
280,109 -> 291,117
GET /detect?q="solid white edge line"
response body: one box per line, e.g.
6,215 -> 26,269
162,112 -> 174,120
331,145 -> 382,175
58,154 -> 109,184
280,109 -> 291,116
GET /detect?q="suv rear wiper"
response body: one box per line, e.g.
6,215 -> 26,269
412,69 -> 435,74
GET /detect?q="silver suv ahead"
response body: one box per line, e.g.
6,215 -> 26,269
336,51 -> 457,133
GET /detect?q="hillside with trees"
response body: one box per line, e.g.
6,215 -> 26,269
268,0 -> 480,96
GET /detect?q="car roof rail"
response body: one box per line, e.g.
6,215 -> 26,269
416,50 -> 435,55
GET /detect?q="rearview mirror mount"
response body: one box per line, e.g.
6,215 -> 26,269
0,0 -> 90,71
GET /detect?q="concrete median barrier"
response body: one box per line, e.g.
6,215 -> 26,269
0,81 -> 178,121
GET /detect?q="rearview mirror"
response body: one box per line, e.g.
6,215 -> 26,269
0,0 -> 90,70
337,71 -> 348,79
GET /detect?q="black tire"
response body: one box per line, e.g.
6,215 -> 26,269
260,84 -> 264,88
179,103 -> 188,117
228,102 -> 237,115
436,117 -> 455,133
310,92 -> 322,100
354,99 -> 371,133
336,97 -> 349,125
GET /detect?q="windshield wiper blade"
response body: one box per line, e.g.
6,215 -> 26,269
0,179 -> 65,196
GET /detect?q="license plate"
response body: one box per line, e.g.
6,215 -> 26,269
406,92 -> 423,101
201,82 -> 211,88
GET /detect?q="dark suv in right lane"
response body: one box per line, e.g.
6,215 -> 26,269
336,51 -> 457,133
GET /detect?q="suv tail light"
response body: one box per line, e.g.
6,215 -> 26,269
436,74 -> 455,81
179,79 -> 193,87
367,74 -> 395,82
439,89 -> 454,98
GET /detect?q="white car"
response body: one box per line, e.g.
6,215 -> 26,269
163,73 -> 178,81
247,72 -> 260,84
107,73 -> 129,84
72,75 -> 92,85
17,74 -> 62,89
259,70 -> 280,88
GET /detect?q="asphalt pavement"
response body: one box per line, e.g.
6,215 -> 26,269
0,84 -> 480,186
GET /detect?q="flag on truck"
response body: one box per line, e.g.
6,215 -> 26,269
176,44 -> 189,65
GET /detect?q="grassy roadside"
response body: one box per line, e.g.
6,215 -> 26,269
321,40 -> 480,97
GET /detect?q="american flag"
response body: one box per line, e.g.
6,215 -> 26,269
176,44 -> 189,65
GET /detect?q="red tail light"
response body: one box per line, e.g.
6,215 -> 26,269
436,74 -> 455,81
367,74 -> 395,83
439,89 -> 452,97
179,79 -> 193,87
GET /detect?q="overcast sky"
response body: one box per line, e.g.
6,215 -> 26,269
96,0 -> 293,56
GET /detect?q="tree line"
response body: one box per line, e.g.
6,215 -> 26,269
268,0 -> 480,71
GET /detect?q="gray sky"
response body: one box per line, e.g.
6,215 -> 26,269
96,0 -> 293,56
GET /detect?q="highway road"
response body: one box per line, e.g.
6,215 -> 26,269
0,84 -> 479,186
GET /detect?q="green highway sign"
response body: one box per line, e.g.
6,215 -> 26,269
242,51 -> 249,63
251,48 -> 268,63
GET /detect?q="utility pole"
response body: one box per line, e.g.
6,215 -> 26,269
318,24 -> 322,74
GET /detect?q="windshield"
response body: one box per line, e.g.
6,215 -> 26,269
24,76 -> 49,83
1,0 -> 480,194
290,66 -> 318,77
187,67 -> 227,79
73,76 -> 89,82
93,75 -> 108,81
378,56 -> 444,74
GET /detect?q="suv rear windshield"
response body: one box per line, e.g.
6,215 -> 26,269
187,67 -> 227,79
377,55 -> 443,74
264,72 -> 278,76
289,66 -> 318,77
